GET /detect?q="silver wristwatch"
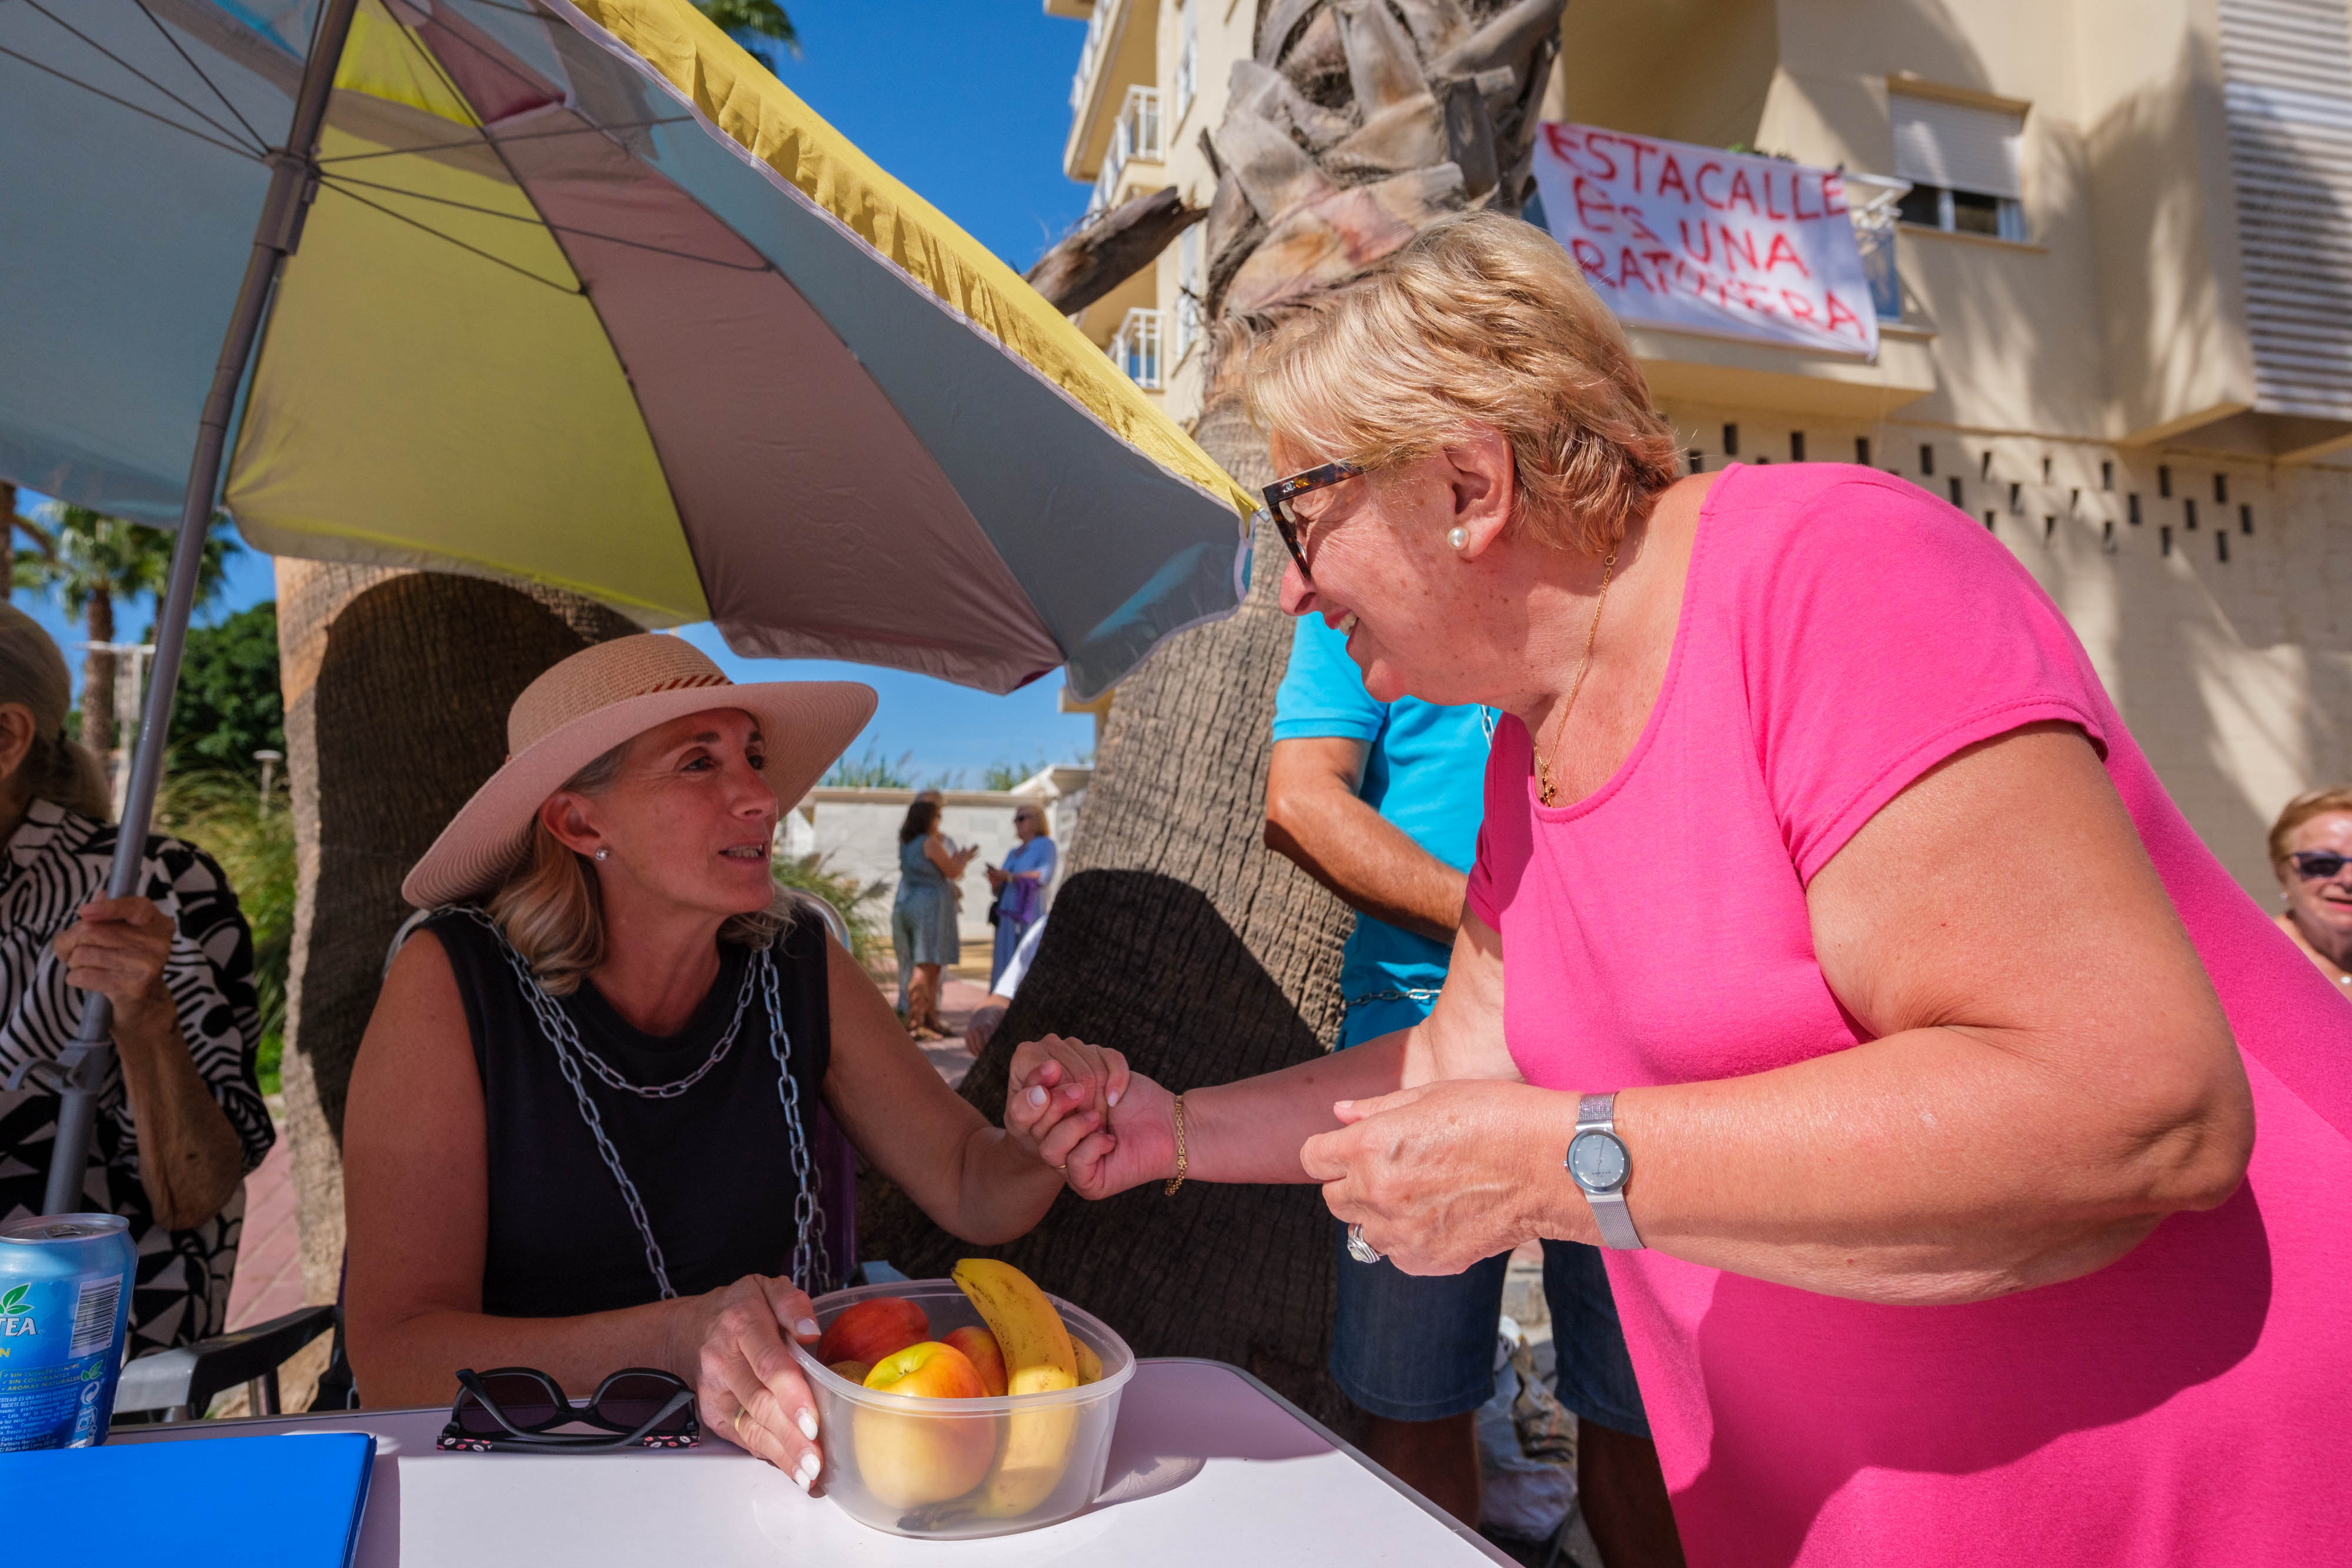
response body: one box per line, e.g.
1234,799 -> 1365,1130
1566,1092 -> 1644,1249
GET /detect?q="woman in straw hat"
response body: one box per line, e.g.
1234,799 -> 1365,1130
342,635 -> 1121,1487
0,604 -> 271,1358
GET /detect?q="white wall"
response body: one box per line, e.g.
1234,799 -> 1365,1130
796,789 -> 1071,945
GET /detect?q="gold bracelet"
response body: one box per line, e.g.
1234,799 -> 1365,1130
1164,1093 -> 1188,1196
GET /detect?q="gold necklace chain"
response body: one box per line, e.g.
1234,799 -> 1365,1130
1535,549 -> 1618,808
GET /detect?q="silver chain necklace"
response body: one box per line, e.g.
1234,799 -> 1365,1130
453,908 -> 829,1299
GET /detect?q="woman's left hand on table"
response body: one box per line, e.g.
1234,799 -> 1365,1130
1303,1079 -> 1582,1274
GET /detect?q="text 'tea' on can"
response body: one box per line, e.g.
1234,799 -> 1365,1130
0,1213 -> 136,1450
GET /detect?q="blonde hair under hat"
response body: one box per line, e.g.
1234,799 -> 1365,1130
402,634 -> 875,910
0,603 -> 112,821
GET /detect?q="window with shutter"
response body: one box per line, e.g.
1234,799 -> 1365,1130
2217,0 -> 2352,419
1890,92 -> 2029,241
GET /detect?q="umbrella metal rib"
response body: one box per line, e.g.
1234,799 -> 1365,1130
15,0 -> 267,153
25,0 -> 368,1217
315,180 -> 587,294
0,41 -> 266,161
320,170 -> 777,272
315,115 -> 693,164
125,0 -> 270,151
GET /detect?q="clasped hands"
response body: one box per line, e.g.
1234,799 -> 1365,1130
1007,1037 -> 1583,1273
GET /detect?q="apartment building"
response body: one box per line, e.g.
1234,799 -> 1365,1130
1049,0 -> 2352,896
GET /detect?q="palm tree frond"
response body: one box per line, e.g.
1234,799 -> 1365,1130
695,0 -> 799,54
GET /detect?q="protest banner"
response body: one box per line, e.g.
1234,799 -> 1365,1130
1529,123 -> 1879,361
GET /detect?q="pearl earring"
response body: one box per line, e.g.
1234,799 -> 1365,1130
1448,526 -> 1469,550
594,849 -> 609,861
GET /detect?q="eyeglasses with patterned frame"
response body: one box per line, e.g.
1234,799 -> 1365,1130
1259,460 -> 1365,583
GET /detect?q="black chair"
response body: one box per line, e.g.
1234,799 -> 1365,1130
112,1303 -> 338,1422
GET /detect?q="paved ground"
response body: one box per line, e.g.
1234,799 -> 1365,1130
225,1098 -> 305,1333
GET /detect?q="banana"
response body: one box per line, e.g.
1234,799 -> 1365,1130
951,1258 -> 1075,1380
1072,1337 -> 1102,1386
953,1259 -> 1080,1517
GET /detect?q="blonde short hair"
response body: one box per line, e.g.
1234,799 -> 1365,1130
2268,785 -> 2352,872
0,603 -> 111,822
1246,212 -> 1684,556
485,735 -> 793,996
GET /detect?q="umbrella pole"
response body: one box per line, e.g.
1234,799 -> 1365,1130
36,0 -> 364,1218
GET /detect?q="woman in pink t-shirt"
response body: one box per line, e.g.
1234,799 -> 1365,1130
1023,213 -> 2351,1566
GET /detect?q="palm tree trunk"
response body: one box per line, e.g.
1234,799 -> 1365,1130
81,589 -> 115,761
272,561 -> 639,1321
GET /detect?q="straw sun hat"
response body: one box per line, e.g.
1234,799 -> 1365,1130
401,634 -> 876,908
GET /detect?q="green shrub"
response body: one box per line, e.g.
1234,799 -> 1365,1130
156,770 -> 293,1069
772,852 -> 886,964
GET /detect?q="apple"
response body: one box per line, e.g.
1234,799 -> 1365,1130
852,1342 -> 997,1507
816,1296 -> 927,1369
942,1326 -> 1008,1397
827,1359 -> 871,1385
863,1340 -> 986,1400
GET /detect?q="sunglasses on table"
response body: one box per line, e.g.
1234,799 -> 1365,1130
437,1366 -> 699,1452
2289,850 -> 2352,881
1260,460 -> 1365,582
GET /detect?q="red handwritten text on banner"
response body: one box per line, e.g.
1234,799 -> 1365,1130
1528,123 -> 1879,360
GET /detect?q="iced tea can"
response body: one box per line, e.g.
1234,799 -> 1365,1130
0,1213 -> 136,1450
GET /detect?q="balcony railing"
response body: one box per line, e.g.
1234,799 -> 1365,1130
1070,0 -> 1120,111
1087,86 -> 1162,217
1112,307 -> 1164,390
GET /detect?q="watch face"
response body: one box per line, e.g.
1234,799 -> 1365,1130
1568,1130 -> 1629,1193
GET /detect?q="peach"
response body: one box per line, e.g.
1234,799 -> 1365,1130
853,1342 -> 997,1507
942,1326 -> 1007,1397
817,1296 -> 927,1369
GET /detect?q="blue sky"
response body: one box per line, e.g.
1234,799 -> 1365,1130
9,0 -> 1102,785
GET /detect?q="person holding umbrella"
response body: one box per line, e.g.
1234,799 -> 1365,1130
0,606 -> 271,1359
341,636 -> 1115,1489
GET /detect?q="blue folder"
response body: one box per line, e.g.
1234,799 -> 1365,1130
0,1430 -> 375,1565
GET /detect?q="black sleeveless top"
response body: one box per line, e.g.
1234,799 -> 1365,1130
425,908 -> 832,1318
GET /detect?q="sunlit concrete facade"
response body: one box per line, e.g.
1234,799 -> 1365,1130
1048,0 -> 2352,897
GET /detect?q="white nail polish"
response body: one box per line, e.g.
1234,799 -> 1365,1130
797,1407 -> 818,1441
796,1450 -> 821,1485
1027,1085 -> 1047,1107
1108,1088 -> 1121,1106
794,1318 -> 819,1339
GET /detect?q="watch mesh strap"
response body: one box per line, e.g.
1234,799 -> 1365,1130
1588,1191 -> 1644,1250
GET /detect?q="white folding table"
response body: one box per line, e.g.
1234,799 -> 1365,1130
109,1358 -> 1512,1565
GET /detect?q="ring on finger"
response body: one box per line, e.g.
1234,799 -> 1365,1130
1346,1222 -> 1384,1265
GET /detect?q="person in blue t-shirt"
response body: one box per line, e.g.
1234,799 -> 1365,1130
1267,612 -> 1657,1540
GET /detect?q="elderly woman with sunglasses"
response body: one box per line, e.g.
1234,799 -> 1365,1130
2266,785 -> 2352,992
342,637 -> 1117,1487
1025,214 -> 2350,1566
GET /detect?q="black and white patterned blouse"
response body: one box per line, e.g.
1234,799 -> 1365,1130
0,799 -> 272,1358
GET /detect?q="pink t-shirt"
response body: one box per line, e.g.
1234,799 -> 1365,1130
1466,464 -> 2351,1566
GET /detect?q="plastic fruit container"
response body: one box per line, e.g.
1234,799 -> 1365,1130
789,1278 -> 1135,1539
